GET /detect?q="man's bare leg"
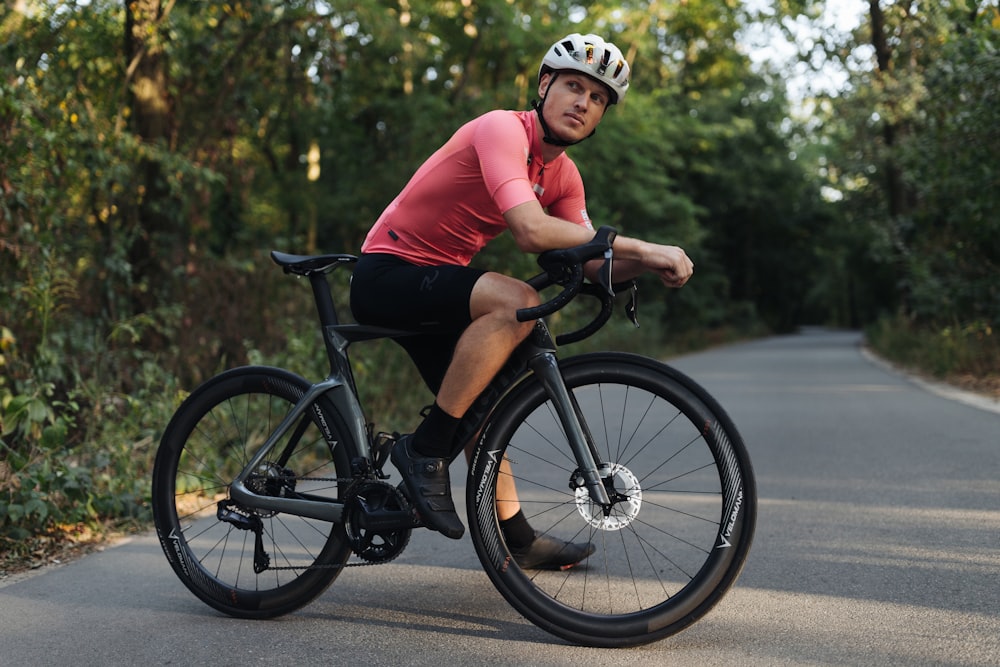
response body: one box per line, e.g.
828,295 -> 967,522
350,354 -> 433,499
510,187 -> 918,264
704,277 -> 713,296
435,272 -> 594,567
434,272 -> 539,416
393,272 -> 536,539
427,272 -> 536,521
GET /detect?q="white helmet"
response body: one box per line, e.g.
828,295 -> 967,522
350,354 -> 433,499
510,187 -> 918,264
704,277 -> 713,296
539,33 -> 631,104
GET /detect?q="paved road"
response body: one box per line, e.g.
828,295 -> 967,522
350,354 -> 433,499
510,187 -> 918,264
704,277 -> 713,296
2,329 -> 998,666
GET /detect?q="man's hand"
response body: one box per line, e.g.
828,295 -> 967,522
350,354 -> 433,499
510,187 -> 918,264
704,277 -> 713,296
587,240 -> 694,286
643,242 -> 694,288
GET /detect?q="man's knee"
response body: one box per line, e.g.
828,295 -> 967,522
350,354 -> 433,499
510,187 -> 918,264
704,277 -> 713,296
472,273 -> 539,317
513,280 -> 542,311
506,281 -> 540,332
508,285 -> 542,344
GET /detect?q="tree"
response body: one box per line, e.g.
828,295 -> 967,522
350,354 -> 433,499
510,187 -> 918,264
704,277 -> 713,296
895,5 -> 1000,325
825,1 -> 1000,327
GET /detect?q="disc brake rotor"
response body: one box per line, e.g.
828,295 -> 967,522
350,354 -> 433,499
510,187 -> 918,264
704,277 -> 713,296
574,463 -> 643,531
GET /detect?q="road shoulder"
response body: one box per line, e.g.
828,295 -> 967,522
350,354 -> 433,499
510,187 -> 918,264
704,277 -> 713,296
861,344 -> 1000,415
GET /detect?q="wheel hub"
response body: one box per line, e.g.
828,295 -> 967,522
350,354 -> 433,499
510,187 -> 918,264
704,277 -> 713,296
573,463 -> 642,531
244,461 -> 296,517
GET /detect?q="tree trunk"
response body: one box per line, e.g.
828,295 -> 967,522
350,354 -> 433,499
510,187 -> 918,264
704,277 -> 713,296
868,0 -> 909,220
123,0 -> 177,314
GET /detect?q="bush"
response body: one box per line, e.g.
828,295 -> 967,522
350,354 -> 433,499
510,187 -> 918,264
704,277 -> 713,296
866,314 -> 1000,394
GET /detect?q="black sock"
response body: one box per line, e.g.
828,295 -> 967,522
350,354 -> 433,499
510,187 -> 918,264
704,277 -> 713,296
412,403 -> 460,458
500,510 -> 535,549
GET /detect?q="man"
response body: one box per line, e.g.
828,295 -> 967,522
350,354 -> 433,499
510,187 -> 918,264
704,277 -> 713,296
350,33 -> 694,569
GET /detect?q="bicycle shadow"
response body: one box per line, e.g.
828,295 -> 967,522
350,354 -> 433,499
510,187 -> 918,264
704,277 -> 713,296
300,559 -> 558,645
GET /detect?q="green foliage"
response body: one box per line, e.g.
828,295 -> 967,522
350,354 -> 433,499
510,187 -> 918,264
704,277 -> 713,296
823,2 -> 1000,332
895,21 -> 1000,325
0,244 -> 172,541
867,314 -> 1000,384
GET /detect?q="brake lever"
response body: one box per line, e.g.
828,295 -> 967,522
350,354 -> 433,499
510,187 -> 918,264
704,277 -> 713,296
597,248 -> 614,298
625,282 -> 639,329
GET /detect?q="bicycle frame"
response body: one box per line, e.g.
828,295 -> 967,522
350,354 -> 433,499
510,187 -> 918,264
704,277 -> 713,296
228,372 -> 363,523
229,265 -> 613,522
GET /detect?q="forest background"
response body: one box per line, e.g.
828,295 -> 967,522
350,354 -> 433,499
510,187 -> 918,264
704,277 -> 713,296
1,0 -> 998,567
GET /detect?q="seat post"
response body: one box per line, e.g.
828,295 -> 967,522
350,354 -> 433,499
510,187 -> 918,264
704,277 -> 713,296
307,272 -> 354,379
309,272 -> 340,328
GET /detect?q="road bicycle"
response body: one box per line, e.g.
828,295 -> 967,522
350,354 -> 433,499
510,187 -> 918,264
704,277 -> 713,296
151,227 -> 756,648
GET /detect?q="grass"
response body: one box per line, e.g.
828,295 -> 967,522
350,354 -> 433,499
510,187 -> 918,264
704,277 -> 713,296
865,315 -> 1000,398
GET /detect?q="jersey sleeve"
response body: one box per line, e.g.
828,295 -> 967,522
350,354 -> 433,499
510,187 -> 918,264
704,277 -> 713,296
473,111 -> 537,215
545,159 -> 593,229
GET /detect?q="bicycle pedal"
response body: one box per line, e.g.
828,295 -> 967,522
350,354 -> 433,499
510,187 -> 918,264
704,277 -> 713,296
372,431 -> 398,476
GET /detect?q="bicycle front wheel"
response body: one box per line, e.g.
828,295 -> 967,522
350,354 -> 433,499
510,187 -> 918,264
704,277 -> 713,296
151,366 -> 355,618
467,352 -> 756,647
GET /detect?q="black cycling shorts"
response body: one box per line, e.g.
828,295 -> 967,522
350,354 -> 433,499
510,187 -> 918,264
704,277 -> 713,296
350,253 -> 487,393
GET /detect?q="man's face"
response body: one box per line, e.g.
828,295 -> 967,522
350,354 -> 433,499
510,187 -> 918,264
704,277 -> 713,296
538,72 -> 610,143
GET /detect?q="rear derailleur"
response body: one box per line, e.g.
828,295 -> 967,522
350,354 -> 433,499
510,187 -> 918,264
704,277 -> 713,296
216,461 -> 297,573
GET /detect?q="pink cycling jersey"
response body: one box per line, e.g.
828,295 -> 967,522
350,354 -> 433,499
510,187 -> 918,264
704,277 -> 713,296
361,109 -> 593,267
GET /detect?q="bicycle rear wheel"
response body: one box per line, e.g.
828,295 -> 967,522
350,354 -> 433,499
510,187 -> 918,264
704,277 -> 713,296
467,352 -> 756,647
151,366 -> 355,618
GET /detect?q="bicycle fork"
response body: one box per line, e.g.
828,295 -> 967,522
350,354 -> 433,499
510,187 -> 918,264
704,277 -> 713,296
525,342 -> 613,508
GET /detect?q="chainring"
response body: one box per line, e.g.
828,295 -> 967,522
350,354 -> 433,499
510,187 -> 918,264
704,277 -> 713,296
343,480 -> 413,564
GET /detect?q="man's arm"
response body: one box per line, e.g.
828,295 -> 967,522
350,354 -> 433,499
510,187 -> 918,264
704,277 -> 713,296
503,200 -> 694,287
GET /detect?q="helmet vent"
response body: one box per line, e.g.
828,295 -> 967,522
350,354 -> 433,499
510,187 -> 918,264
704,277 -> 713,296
596,51 -> 611,75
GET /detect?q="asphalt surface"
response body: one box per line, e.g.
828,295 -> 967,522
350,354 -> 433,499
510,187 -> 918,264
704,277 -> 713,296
2,328 -> 998,666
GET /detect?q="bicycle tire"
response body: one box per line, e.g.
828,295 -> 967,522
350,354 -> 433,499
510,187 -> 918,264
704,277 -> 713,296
467,352 -> 756,647
151,366 -> 355,618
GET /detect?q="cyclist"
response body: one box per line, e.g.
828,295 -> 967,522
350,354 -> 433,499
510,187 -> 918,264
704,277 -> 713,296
350,33 -> 694,569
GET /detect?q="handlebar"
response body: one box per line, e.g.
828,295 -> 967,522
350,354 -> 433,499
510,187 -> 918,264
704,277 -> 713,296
516,226 -> 616,322
517,226 -> 638,345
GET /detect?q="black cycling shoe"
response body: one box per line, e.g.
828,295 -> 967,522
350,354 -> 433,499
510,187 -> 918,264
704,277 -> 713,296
391,435 -> 465,540
511,531 -> 596,570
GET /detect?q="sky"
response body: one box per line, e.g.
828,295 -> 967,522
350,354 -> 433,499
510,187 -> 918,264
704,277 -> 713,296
740,0 -> 870,101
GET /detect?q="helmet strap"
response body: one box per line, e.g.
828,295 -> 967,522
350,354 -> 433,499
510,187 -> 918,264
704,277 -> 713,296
532,72 -> 596,148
